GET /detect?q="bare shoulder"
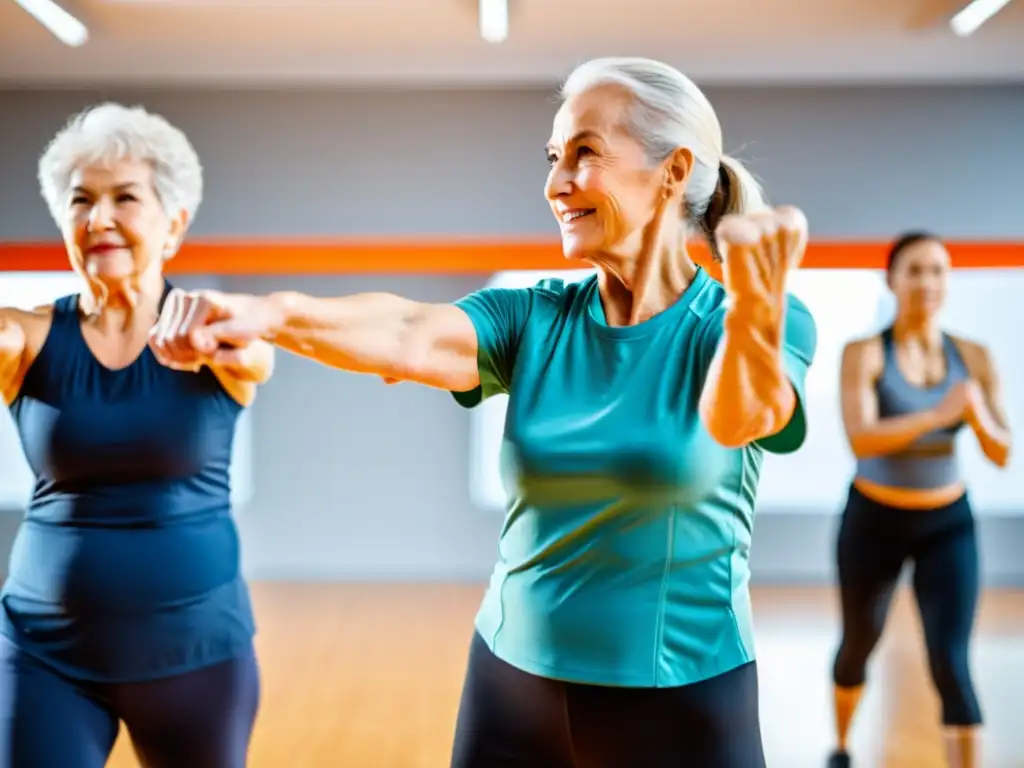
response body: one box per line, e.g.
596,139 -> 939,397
0,305 -> 55,404
1,305 -> 56,354
1,304 -> 55,323
842,334 -> 884,376
948,332 -> 994,375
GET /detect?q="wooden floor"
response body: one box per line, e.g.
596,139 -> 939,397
104,583 -> 1024,768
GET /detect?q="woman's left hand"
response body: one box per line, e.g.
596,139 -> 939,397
715,206 -> 808,315
149,289 -> 209,371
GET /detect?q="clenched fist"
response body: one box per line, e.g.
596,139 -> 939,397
715,206 -> 808,311
935,379 -> 982,428
149,289 -> 281,371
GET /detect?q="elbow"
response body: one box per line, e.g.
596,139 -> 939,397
699,355 -> 796,449
700,414 -> 749,449
234,342 -> 276,384
975,422 -> 1011,469
259,343 -> 277,381
699,392 -> 792,449
848,433 -> 891,461
989,443 -> 1011,470
247,360 -> 274,385
248,344 -> 276,383
261,359 -> 276,384
847,435 -> 876,461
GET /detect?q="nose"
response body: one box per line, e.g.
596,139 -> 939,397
86,196 -> 116,231
544,160 -> 573,202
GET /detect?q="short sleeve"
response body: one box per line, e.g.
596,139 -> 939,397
699,294 -> 818,454
449,285 -> 537,409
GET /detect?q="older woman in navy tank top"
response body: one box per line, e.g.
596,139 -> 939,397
828,233 -> 1011,768
0,103 -> 275,767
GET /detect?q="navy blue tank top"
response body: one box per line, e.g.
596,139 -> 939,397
855,327 -> 970,491
1,287 -> 254,683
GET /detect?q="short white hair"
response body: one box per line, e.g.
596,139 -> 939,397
38,102 -> 203,228
560,57 -> 767,244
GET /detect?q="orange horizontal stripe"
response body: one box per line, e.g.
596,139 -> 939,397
1,240 -> 1022,275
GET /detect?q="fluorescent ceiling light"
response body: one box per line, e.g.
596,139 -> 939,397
13,0 -> 89,46
950,0 -> 1013,36
479,0 -> 508,44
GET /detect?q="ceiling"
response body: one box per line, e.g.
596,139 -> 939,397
1,0 -> 1023,87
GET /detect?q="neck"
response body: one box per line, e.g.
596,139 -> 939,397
892,310 -> 941,346
592,223 -> 697,327
80,267 -> 165,332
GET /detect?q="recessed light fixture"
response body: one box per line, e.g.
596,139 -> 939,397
479,0 -> 508,44
13,0 -> 89,46
950,0 -> 1013,36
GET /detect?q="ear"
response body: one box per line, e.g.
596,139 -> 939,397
164,209 -> 190,260
663,146 -> 694,198
885,268 -> 895,291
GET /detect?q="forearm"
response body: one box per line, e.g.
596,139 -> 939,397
699,301 -> 795,448
968,407 -> 1011,468
265,291 -> 417,377
847,411 -> 945,459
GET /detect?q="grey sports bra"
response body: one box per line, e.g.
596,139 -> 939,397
854,327 -> 970,490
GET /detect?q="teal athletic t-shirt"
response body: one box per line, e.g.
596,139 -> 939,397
452,267 -> 817,688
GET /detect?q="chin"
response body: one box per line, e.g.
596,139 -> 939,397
906,302 -> 942,320
83,253 -> 141,282
915,294 -> 943,309
560,235 -> 598,263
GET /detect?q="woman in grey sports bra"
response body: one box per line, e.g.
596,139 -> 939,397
826,232 -> 1011,768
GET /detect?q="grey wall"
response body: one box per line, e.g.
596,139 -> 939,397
2,85 -> 1023,585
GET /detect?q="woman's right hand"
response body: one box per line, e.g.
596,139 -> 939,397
933,380 -> 978,428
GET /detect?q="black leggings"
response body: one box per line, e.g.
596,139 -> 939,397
450,632 -> 765,768
832,484 -> 982,726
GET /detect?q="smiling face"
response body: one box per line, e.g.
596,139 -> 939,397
63,158 -> 186,284
543,84 -> 682,264
888,238 -> 950,319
